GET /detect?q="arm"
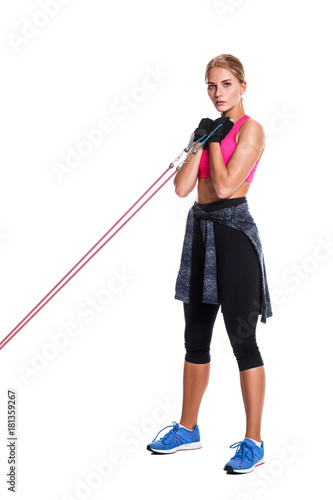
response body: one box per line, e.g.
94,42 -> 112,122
208,120 -> 265,198
173,131 -> 204,197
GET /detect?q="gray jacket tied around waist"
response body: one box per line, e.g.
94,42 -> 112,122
174,200 -> 273,323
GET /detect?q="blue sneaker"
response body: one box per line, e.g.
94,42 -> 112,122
147,421 -> 202,454
224,438 -> 265,473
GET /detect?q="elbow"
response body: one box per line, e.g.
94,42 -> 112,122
175,186 -> 189,198
215,178 -> 236,199
174,180 -> 195,198
215,186 -> 231,199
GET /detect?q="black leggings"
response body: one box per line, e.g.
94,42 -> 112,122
183,197 -> 264,372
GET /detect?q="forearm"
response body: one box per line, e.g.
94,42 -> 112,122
208,142 -> 229,197
173,144 -> 204,197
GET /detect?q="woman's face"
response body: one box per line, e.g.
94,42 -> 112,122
206,66 -> 245,113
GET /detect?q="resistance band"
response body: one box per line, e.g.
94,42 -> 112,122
0,123 -> 222,351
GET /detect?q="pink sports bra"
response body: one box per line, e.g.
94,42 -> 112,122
197,115 -> 258,182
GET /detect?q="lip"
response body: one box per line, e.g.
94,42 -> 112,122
216,101 -> 225,105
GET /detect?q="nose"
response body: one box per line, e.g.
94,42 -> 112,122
215,86 -> 223,97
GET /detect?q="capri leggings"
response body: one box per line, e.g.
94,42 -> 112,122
183,197 -> 264,372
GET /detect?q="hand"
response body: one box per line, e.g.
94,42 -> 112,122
193,118 -> 214,144
206,116 -> 234,145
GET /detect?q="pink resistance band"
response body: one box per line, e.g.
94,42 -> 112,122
0,167 -> 177,351
0,123 -> 219,351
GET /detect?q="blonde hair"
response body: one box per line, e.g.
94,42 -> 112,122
204,54 -> 246,112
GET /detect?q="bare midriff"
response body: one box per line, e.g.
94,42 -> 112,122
196,177 -> 250,203
196,136 -> 264,204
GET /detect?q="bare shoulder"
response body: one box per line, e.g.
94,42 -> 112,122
236,117 -> 265,147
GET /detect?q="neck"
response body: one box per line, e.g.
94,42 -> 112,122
221,107 -> 246,123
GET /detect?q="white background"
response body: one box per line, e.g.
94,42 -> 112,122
0,0 -> 332,498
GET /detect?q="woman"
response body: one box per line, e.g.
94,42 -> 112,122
147,54 -> 273,474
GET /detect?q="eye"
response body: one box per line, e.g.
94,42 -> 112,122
207,83 -> 231,89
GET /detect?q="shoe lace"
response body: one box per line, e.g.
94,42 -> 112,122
229,440 -> 254,463
151,421 -> 179,443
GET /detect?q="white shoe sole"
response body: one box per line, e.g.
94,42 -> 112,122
148,441 -> 202,454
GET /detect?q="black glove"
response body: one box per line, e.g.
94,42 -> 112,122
206,116 -> 234,145
193,118 -> 214,144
